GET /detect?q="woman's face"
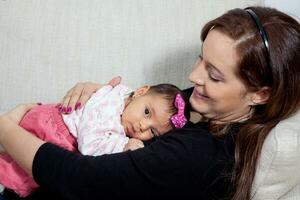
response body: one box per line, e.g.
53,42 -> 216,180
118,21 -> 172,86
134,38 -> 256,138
189,29 -> 255,123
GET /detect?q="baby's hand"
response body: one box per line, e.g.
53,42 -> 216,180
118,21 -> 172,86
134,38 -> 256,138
124,138 -> 144,151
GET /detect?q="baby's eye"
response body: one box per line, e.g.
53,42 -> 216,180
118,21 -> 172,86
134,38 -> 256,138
144,108 -> 150,116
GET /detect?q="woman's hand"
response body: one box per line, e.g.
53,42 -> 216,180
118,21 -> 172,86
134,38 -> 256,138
1,103 -> 37,125
59,76 -> 122,114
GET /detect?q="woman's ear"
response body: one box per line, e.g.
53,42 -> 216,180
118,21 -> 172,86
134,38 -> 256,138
251,86 -> 270,105
133,85 -> 150,97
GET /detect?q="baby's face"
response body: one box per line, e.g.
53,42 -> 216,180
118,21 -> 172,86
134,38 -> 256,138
121,94 -> 173,141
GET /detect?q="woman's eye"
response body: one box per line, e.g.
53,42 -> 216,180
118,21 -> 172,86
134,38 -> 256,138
209,73 -> 220,82
207,68 -> 222,82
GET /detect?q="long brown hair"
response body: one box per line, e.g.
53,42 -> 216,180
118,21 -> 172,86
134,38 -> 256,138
201,7 -> 300,199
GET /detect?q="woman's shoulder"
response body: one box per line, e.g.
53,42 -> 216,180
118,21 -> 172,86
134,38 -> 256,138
149,121 -> 235,160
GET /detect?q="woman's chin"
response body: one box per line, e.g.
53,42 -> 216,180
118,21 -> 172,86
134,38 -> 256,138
190,98 -> 209,113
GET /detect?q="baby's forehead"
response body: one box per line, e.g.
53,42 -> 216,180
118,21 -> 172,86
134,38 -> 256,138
146,95 -> 173,114
146,93 -> 172,104
144,93 -> 175,130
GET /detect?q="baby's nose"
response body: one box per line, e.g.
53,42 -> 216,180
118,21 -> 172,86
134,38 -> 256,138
139,120 -> 151,132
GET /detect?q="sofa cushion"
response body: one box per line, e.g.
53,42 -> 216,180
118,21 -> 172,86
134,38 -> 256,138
252,110 -> 300,199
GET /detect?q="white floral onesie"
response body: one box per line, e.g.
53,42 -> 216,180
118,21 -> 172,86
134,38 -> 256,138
62,84 -> 133,156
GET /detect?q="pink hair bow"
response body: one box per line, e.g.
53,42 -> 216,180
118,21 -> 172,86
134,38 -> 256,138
170,94 -> 187,128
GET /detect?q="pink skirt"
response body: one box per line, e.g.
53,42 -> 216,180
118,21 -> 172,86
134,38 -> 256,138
0,104 -> 77,197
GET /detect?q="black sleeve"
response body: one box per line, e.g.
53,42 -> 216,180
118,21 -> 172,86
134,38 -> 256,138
32,127 -> 234,199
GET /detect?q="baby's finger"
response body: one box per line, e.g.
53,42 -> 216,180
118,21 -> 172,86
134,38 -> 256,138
136,141 -> 145,148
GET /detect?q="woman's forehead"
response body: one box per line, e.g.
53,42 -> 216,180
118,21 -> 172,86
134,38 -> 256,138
203,29 -> 239,75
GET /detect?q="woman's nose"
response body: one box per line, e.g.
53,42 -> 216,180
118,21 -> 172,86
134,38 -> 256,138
189,59 -> 205,85
189,67 -> 205,86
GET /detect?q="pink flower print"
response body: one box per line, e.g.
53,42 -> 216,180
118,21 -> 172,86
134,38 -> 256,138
110,100 -> 117,107
99,101 -> 108,108
88,113 -> 94,121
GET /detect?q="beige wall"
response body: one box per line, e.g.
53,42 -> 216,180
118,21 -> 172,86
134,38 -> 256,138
0,0 -> 262,113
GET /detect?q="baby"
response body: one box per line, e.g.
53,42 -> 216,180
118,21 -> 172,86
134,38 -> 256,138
0,83 -> 190,197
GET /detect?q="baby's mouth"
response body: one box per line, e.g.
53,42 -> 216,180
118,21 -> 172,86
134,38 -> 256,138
126,125 -> 136,137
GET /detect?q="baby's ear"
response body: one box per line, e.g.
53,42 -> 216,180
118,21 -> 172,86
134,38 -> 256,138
133,85 -> 150,97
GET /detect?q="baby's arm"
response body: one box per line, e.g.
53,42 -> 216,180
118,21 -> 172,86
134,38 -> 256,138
123,138 -> 144,151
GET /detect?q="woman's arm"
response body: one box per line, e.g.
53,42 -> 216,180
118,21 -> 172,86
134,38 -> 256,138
0,77 -> 121,175
0,104 -> 45,175
31,126 -> 234,199
0,106 -> 233,199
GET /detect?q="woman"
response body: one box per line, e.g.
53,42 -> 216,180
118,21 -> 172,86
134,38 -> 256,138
0,6 -> 299,200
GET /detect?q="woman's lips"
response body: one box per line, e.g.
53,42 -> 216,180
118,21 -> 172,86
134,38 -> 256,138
192,89 -> 209,100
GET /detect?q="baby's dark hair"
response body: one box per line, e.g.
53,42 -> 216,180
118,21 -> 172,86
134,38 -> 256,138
147,83 -> 190,127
